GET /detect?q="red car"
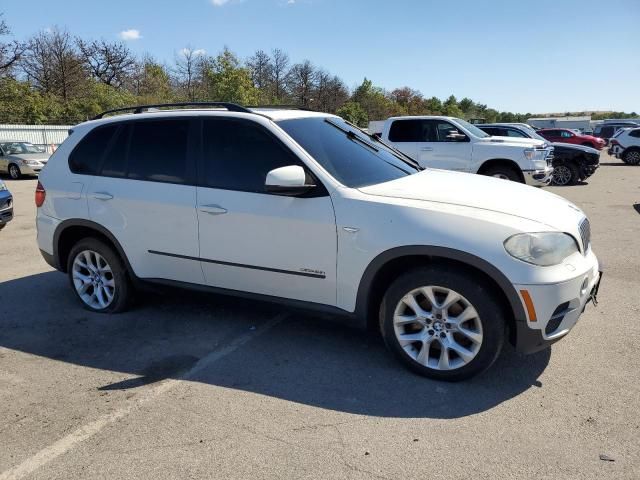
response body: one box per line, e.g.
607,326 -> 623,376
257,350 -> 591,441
537,128 -> 606,150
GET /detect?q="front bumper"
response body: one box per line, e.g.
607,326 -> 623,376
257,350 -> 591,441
18,163 -> 45,175
523,165 -> 554,187
514,252 -> 600,354
0,192 -> 13,226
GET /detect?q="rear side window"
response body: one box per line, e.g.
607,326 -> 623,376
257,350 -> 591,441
69,125 -> 118,175
629,129 -> 640,138
506,128 -> 527,138
388,120 -> 426,142
127,120 -> 190,184
201,118 -> 302,193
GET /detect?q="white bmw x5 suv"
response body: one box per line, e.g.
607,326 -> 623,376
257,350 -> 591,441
35,103 -> 601,381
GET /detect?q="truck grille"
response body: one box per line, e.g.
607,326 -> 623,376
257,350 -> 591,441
578,217 -> 591,252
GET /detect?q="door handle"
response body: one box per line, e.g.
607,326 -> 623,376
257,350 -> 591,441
199,204 -> 228,215
92,192 -> 113,201
420,147 -> 434,151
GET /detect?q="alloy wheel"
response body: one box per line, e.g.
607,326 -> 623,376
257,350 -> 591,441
552,165 -> 572,185
72,250 -> 116,310
625,150 -> 640,165
8,165 -> 20,179
393,286 -> 483,370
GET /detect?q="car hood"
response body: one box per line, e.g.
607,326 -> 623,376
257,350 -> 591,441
359,169 -> 585,231
551,142 -> 600,155
479,136 -> 547,148
7,153 -> 50,161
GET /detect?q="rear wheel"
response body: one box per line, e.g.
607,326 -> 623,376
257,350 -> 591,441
622,149 -> 640,165
482,165 -> 521,182
67,238 -> 132,313
380,267 -> 506,381
551,162 -> 579,186
8,164 -> 21,180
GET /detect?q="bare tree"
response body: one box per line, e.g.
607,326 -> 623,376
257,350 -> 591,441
313,70 -> 348,113
21,28 -> 85,101
77,38 -> 135,88
287,60 -> 316,107
270,48 -> 289,102
247,49 -> 272,90
0,14 -> 25,76
173,47 -> 205,101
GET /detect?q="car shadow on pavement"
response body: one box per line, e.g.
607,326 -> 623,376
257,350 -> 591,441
0,271 -> 550,419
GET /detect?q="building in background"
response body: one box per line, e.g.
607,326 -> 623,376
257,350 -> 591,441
527,116 -> 591,133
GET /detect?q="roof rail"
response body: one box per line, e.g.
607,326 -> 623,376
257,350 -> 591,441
245,104 -> 315,112
92,102 -> 252,120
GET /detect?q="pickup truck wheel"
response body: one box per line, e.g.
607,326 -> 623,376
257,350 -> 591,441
67,238 -> 133,313
622,148 -> 640,165
482,165 -> 520,182
551,162 -> 579,186
380,267 -> 505,381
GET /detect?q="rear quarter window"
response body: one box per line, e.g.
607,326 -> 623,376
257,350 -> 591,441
68,125 -> 118,175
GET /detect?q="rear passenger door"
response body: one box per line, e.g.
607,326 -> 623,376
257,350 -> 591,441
196,117 -> 337,306
85,118 -> 204,284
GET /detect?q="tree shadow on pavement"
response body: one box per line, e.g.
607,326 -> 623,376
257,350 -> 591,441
0,271 -> 550,419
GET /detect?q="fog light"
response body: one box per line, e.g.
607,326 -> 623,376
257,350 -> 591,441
580,277 -> 589,295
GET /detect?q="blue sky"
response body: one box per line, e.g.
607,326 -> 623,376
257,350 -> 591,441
2,0 -> 639,113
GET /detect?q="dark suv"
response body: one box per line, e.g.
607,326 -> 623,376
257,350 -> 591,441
478,124 -> 600,186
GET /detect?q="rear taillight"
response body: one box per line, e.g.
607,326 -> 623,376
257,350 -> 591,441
35,181 -> 46,207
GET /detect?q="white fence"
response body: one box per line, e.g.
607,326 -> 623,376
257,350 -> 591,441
0,124 -> 72,153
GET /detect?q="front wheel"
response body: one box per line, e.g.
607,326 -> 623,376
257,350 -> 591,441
622,149 -> 640,165
380,267 -> 505,381
551,162 -> 579,186
8,164 -> 21,180
482,165 -> 521,182
67,238 -> 133,313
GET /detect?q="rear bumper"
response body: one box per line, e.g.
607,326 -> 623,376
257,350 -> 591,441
514,251 -> 600,353
523,165 -> 554,186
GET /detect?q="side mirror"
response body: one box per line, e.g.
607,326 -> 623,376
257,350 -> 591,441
265,165 -> 316,196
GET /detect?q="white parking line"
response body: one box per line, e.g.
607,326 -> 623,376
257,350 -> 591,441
0,313 -> 287,480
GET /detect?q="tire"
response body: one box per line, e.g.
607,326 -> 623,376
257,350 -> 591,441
482,165 -> 521,182
379,266 -> 506,381
67,238 -> 133,313
551,162 -> 579,186
622,148 -> 640,166
8,164 -> 21,180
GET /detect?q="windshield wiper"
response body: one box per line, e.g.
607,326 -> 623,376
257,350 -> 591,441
344,120 -> 425,171
324,119 -> 380,152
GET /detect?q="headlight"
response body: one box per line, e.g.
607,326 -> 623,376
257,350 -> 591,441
24,160 -> 40,166
0,182 -> 6,191
504,232 -> 579,266
523,148 -> 535,160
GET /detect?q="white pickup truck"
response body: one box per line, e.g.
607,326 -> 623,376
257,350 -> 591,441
373,116 -> 554,186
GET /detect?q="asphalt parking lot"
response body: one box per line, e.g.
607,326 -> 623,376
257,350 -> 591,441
1,153 -> 639,480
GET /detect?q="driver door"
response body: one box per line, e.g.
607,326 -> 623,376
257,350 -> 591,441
418,120 -> 472,172
196,117 -> 338,306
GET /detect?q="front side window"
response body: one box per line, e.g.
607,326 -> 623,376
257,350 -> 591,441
430,120 -> 467,142
506,128 -> 527,138
277,117 -> 419,188
69,125 -> 118,175
560,131 -> 573,138
202,118 -> 303,193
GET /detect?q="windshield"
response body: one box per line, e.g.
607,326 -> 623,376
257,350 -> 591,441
454,119 -> 490,138
1,142 -> 44,154
277,117 -> 420,188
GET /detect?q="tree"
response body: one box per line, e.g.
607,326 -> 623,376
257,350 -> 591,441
246,49 -> 272,103
0,13 -> 24,76
270,48 -> 289,102
336,101 -> 368,127
21,28 -> 86,102
77,38 -> 135,88
287,60 -> 316,107
203,48 -> 259,105
313,71 -> 348,113
352,78 -> 392,121
173,47 -> 205,100
132,55 -> 173,103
